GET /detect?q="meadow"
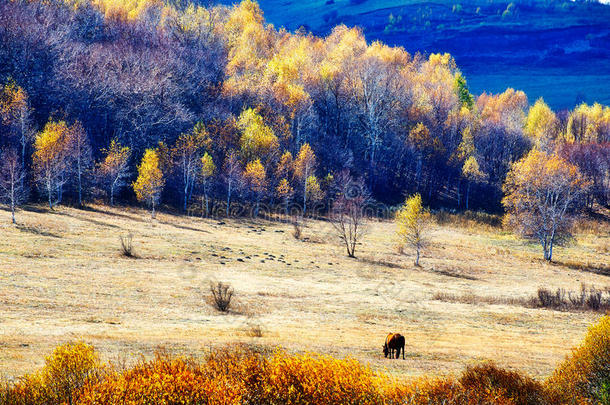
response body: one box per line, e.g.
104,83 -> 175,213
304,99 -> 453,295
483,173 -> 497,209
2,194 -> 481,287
0,204 -> 608,381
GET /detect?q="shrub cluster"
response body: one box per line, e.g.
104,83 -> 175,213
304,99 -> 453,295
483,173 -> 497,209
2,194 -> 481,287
1,316 -> 608,404
536,285 -> 610,312
1,342 -> 101,405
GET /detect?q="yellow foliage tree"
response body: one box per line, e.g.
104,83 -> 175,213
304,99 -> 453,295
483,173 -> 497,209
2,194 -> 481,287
455,126 -> 475,162
42,342 -> 101,405
243,158 -> 267,217
0,79 -> 32,167
223,0 -> 275,98
10,342 -> 101,405
133,148 -> 165,218
502,149 -> 589,261
565,102 -> 610,143
237,108 -> 279,162
92,0 -> 163,21
32,120 -> 71,209
294,143 -> 317,215
408,123 -> 444,188
265,35 -> 316,143
396,194 -> 431,266
525,98 -> 558,150
305,175 -> 323,213
199,152 -> 216,216
98,139 -> 131,206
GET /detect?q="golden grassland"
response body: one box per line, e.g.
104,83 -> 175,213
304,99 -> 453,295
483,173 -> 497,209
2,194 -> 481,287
0,204 -> 608,381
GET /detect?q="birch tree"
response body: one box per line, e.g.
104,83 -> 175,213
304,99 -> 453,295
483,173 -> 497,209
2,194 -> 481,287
502,149 -> 589,261
0,148 -> 26,224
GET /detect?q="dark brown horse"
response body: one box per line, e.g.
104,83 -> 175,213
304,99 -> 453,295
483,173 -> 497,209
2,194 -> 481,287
383,333 -> 405,359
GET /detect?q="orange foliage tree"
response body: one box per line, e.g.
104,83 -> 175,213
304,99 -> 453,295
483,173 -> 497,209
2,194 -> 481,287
502,149 -> 589,261
276,178 -> 293,214
243,158 -> 267,217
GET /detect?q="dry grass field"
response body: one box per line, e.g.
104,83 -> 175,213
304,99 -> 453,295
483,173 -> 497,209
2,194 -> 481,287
0,204 -> 608,382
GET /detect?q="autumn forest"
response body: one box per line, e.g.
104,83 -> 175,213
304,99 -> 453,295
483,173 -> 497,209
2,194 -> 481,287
0,0 -> 607,224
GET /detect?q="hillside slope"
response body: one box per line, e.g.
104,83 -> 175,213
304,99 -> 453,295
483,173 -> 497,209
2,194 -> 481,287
0,205 -> 608,378
217,0 -> 610,109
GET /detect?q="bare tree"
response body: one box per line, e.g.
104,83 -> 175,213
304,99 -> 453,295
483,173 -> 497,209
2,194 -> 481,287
67,121 -> 92,206
223,151 -> 242,216
330,171 -> 370,257
0,148 -> 26,224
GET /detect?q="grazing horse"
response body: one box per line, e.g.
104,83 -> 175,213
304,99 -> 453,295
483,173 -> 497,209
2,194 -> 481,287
383,333 -> 405,359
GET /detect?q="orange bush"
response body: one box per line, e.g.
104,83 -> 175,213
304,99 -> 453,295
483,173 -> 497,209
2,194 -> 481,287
383,377 -> 468,404
547,315 -> 610,404
259,350 -> 384,404
78,347 -> 385,405
1,342 -> 101,405
459,362 -> 549,405
78,352 -> 243,404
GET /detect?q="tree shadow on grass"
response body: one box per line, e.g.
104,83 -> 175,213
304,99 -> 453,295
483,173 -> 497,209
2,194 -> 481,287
359,256 -> 408,269
20,205 -> 50,214
49,209 -> 121,229
16,224 -> 61,238
553,260 -> 610,277
78,205 -> 150,224
428,267 -> 478,281
158,220 -> 210,234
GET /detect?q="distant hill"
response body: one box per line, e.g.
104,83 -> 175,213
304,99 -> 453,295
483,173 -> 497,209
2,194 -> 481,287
216,0 -> 610,110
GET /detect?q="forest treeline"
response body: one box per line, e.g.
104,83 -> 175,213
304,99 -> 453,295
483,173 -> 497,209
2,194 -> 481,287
0,0 -> 608,215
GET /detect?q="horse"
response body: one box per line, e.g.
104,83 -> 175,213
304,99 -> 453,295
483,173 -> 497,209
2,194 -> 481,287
383,333 -> 405,359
